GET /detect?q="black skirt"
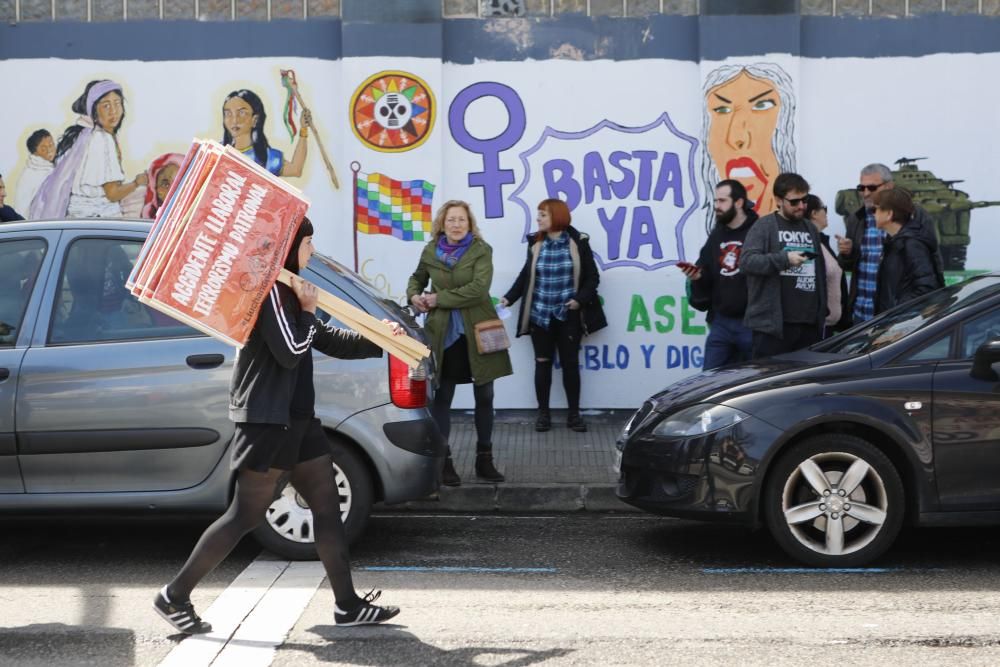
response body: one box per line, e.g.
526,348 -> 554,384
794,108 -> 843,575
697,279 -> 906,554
440,334 -> 473,384
230,417 -> 330,472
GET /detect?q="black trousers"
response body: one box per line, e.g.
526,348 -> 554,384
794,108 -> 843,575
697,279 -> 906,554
751,323 -> 822,359
529,317 -> 582,412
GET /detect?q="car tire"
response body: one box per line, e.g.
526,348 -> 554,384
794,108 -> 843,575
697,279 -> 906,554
251,436 -> 374,560
763,435 -> 904,567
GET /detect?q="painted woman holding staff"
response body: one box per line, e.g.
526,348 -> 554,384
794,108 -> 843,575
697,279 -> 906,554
221,89 -> 310,178
155,217 -> 403,633
407,200 -> 511,487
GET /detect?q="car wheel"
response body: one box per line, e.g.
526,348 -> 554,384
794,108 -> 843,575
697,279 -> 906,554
763,435 -> 904,567
252,438 -> 374,560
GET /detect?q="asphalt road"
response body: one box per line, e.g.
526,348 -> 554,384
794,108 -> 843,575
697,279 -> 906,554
5,514 -> 1000,666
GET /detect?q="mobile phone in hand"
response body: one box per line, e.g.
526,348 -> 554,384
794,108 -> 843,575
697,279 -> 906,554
676,261 -> 697,271
801,250 -> 818,260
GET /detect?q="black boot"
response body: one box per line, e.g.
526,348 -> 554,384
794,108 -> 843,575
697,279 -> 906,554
475,452 -> 505,483
441,457 -> 461,487
567,411 -> 588,433
535,409 -> 551,432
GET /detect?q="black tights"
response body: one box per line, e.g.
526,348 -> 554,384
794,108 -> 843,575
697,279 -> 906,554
167,455 -> 359,608
431,380 -> 494,452
529,320 -> 582,412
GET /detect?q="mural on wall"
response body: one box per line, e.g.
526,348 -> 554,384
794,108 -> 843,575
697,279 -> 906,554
30,79 -> 148,220
2,46 -> 998,408
700,63 -> 796,233
14,129 -> 55,212
509,113 -> 700,271
350,71 -> 436,152
351,161 -> 436,270
221,89 -> 310,178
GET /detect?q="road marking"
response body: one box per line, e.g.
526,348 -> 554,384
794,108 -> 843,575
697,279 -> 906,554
212,562 -> 325,667
157,558 -> 325,667
703,567 -> 905,574
360,566 -> 557,573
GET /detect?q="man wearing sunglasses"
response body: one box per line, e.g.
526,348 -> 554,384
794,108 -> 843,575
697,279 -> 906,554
739,172 -> 827,359
837,163 -> 936,326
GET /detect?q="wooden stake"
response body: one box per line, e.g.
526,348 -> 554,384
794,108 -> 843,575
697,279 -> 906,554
277,269 -> 430,368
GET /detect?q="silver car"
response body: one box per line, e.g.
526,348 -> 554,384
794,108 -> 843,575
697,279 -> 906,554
0,219 -> 445,559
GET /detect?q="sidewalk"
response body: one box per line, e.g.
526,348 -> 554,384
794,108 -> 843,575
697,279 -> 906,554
378,409 -> 639,513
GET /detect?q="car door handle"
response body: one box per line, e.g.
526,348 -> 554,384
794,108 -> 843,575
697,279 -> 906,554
0,368 -> 8,381
186,354 -> 225,370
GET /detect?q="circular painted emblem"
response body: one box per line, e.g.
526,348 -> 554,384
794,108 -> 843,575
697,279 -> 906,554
350,71 -> 436,152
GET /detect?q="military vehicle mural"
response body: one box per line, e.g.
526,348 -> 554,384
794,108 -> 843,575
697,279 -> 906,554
835,157 -> 1000,271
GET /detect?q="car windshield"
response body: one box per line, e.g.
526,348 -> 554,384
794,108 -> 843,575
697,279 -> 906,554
816,275 -> 1000,355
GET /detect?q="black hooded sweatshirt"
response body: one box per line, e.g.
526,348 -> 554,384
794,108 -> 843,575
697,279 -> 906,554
874,218 -> 945,314
689,209 -> 759,322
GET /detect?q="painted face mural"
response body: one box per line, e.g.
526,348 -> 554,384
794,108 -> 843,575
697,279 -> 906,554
223,96 -> 257,147
95,91 -> 125,133
701,63 -> 796,233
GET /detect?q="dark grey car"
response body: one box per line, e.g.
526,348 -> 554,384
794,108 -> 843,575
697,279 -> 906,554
0,219 -> 445,558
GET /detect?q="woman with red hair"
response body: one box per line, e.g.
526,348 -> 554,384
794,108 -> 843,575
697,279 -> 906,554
501,199 -> 605,432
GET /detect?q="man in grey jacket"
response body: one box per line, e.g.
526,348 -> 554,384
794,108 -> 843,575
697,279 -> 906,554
739,172 -> 827,359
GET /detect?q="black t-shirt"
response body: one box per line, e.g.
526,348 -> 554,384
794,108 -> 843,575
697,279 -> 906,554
693,215 -> 756,319
775,215 -> 819,324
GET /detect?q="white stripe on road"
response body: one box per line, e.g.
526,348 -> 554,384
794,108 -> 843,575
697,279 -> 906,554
157,557 -> 325,667
212,562 -> 325,667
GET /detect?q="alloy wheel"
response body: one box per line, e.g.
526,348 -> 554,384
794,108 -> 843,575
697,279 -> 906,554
781,451 -> 889,557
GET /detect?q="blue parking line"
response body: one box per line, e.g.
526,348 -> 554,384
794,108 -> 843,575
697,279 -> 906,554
359,566 -> 558,574
703,567 -> 905,574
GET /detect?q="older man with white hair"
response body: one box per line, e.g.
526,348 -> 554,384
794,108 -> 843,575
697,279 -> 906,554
836,163 -> 937,326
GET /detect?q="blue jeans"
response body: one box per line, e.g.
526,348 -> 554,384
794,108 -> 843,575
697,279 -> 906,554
703,314 -> 753,371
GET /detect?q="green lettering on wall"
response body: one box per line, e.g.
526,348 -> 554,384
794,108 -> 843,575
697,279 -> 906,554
653,296 -> 675,333
681,297 -> 706,335
627,294 -> 651,332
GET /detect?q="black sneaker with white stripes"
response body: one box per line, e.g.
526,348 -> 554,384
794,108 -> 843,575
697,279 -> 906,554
153,587 -> 213,634
334,589 -> 400,626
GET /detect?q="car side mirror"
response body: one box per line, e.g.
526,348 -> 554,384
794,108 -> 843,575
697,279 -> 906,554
971,339 -> 1000,381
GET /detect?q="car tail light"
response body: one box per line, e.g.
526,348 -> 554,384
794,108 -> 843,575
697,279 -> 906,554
389,355 -> 427,409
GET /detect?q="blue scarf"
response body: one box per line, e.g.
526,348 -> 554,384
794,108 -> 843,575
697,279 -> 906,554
436,233 -> 474,268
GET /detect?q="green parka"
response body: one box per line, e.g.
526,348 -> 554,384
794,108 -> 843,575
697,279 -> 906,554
407,237 -> 513,387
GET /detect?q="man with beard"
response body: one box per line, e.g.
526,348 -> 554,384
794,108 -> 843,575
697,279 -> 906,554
739,173 -> 827,359
680,179 -> 758,370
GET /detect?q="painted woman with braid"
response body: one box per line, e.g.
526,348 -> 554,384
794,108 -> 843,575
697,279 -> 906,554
221,89 -> 310,178
155,217 -> 403,634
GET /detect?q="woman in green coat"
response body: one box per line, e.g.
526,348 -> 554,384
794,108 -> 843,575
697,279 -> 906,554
407,200 -> 512,487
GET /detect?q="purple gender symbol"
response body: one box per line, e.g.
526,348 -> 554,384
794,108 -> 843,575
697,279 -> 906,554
448,82 -> 526,219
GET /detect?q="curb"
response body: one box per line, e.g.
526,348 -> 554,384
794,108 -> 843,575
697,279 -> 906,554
377,483 -> 640,513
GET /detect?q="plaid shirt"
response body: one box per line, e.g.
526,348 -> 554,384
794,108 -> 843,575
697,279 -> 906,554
852,209 -> 885,323
530,234 -> 575,329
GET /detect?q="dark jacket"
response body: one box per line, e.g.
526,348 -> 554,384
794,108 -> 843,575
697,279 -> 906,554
839,202 -> 939,324
739,212 -> 827,338
0,205 -> 24,223
874,219 -> 945,314
229,282 -> 382,425
689,210 -> 759,321
407,237 -> 513,386
503,225 -> 606,337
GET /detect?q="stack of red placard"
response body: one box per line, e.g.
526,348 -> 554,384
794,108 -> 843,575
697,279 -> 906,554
127,140 -> 310,347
